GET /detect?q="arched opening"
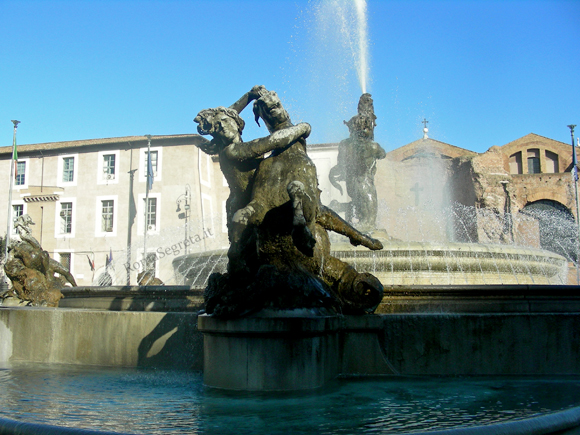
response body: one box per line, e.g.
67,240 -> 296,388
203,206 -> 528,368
519,200 -> 578,263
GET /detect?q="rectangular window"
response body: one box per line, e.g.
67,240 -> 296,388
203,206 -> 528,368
13,204 -> 24,220
148,151 -> 158,176
60,202 -> 73,234
527,149 -> 541,174
139,147 -> 161,184
15,161 -> 26,185
59,253 -> 71,272
199,150 -> 211,187
528,158 -> 540,174
103,154 -> 116,179
101,200 -> 114,232
12,204 -> 24,233
63,157 -> 75,182
146,197 -> 157,230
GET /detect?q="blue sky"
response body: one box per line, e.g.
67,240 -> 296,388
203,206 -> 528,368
1,0 -> 579,153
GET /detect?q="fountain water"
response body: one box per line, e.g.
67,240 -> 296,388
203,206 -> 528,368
172,202 -> 570,289
298,0 -> 373,144
329,203 -> 570,288
354,0 -> 369,93
1,365 -> 580,434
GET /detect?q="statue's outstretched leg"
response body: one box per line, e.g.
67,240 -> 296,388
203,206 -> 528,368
226,226 -> 258,276
317,205 -> 383,250
40,250 -> 51,276
229,201 -> 268,275
356,180 -> 378,233
287,181 -> 316,255
49,258 -> 77,286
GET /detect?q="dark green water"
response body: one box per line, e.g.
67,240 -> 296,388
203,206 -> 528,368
1,363 -> 579,434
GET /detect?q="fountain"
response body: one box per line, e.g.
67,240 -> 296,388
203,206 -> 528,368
1,0 -> 580,434
174,97 -> 570,290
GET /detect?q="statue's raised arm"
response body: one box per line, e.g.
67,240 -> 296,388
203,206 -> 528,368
229,85 -> 268,114
224,122 -> 311,161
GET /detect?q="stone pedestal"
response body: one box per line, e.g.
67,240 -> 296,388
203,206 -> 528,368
340,314 -> 396,375
197,310 -> 341,391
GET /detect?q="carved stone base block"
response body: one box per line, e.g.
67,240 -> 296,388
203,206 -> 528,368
198,310 -> 341,391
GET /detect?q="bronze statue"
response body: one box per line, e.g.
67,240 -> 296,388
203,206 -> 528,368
194,86 -> 384,317
329,93 -> 386,233
137,270 -> 164,286
3,214 -> 76,306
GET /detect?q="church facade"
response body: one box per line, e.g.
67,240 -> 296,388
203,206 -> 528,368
372,132 -> 578,282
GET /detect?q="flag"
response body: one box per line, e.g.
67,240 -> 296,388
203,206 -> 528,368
147,150 -> 154,191
574,138 -> 579,182
87,255 -> 95,271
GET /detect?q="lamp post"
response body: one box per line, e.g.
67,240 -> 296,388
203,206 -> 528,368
568,124 -> 580,284
176,184 -> 191,254
143,134 -> 152,271
4,120 -> 20,263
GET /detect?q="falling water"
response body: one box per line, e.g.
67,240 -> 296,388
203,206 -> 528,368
354,0 -> 369,93
294,0 -> 372,143
315,0 -> 370,95
329,201 -> 571,286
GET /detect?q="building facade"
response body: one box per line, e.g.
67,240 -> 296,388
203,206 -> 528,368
1,131 -> 578,286
0,135 -> 230,286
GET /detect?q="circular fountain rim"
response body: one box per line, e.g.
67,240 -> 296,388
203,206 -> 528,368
0,401 -> 579,435
331,239 -> 569,259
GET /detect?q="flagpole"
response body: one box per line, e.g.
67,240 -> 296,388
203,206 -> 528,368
4,120 -> 20,263
143,135 -> 152,271
568,124 -> 580,284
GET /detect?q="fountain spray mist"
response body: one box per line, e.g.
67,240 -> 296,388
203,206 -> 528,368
294,0 -> 373,143
354,0 -> 369,94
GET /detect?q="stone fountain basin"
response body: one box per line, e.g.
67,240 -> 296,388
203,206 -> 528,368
2,286 -> 580,373
173,241 -> 569,288
332,240 -> 569,285
1,284 -> 580,434
1,248 -> 578,434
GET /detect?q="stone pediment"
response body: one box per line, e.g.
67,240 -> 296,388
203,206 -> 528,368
500,133 -> 571,155
385,138 -> 477,162
498,133 -> 576,174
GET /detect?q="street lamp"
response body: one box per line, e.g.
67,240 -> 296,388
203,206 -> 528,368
176,184 -> 191,253
143,134 -> 152,271
568,124 -> 579,284
4,120 -> 20,264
